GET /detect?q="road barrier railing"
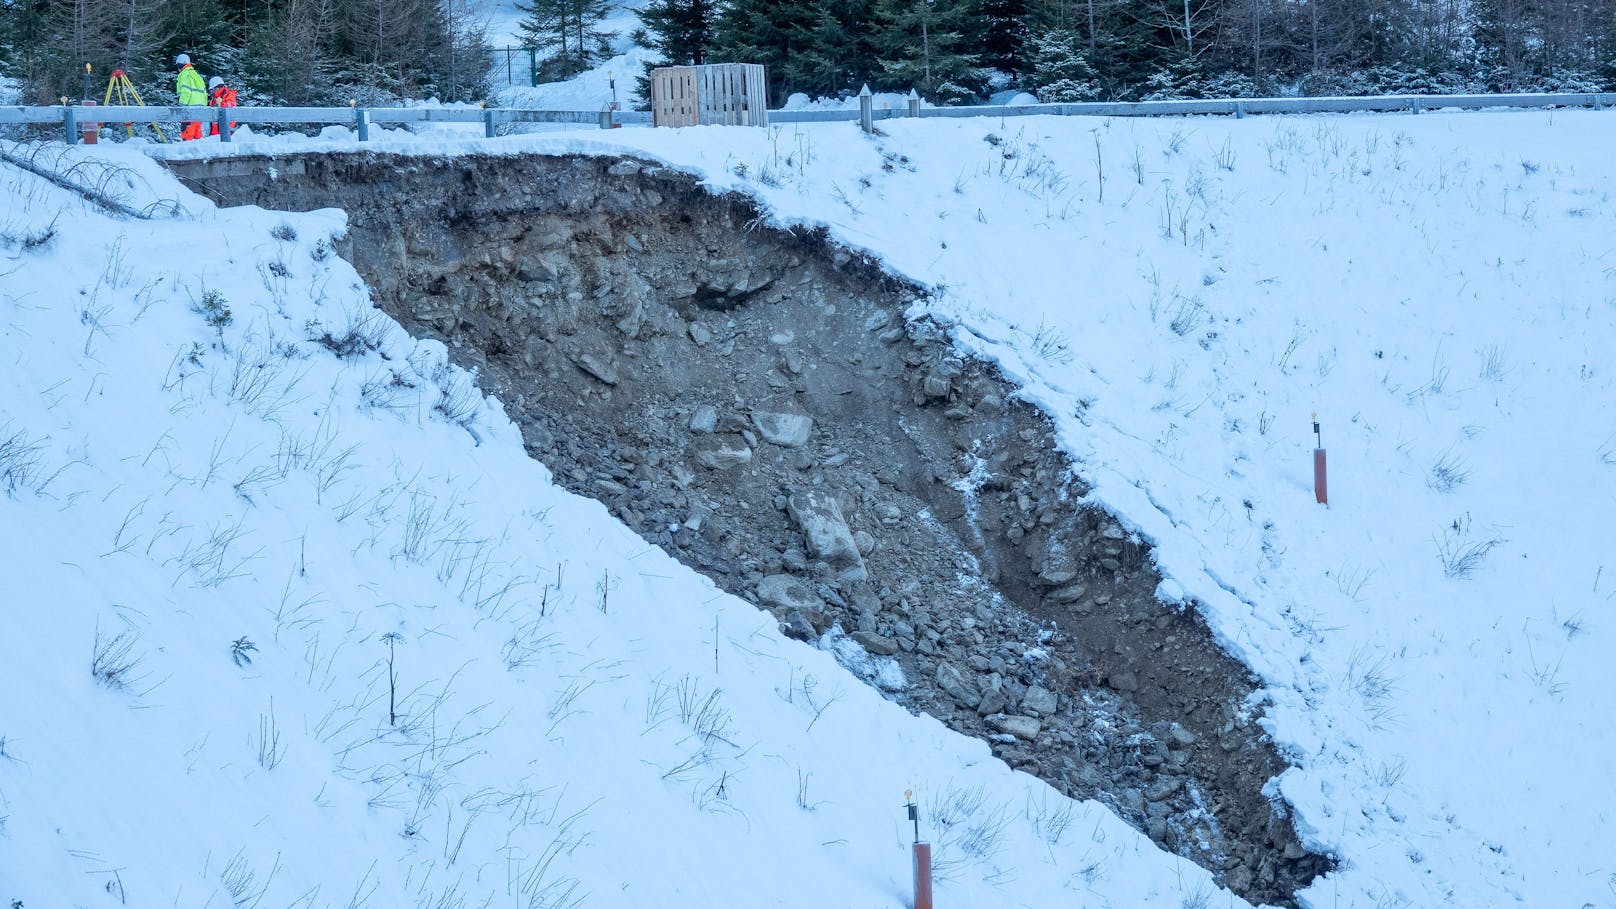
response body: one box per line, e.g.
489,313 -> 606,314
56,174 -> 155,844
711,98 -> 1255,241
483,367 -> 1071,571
0,91 -> 1610,145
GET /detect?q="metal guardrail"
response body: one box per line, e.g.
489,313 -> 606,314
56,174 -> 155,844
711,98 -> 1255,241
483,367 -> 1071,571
0,104 -> 652,143
778,90 -> 1614,124
0,91 -> 1610,145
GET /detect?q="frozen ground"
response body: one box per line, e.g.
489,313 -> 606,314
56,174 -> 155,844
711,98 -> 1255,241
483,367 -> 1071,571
6,106 -> 1616,909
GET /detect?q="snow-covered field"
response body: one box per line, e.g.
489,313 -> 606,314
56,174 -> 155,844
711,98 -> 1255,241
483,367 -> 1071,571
5,106 -> 1615,909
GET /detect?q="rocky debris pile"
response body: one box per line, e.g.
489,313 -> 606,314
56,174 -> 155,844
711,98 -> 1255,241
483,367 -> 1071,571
184,151 -> 1333,907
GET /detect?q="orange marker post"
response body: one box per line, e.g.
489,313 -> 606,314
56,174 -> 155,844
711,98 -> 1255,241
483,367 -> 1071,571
1312,414 -> 1328,505
906,791 -> 933,909
913,842 -> 933,909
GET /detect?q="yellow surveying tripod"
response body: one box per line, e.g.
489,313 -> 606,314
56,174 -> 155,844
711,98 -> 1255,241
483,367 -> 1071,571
103,67 -> 169,142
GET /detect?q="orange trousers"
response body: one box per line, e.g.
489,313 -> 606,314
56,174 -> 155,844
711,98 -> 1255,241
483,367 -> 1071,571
181,121 -> 203,141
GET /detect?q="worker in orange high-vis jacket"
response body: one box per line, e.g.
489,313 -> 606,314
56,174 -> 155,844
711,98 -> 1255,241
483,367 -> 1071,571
174,53 -> 207,140
207,76 -> 238,136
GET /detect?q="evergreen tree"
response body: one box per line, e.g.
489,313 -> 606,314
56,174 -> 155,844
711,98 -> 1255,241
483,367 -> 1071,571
713,0 -> 819,103
518,0 -> 614,82
633,0 -> 716,106
1024,27 -> 1100,99
636,0 -> 716,66
782,0 -> 880,98
871,0 -> 985,102
978,0 -> 1028,75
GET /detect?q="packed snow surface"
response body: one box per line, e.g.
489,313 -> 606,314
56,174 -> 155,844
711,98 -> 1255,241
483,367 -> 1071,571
7,106 -> 1616,909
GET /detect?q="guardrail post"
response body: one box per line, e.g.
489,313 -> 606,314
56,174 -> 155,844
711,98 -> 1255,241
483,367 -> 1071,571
1235,100 -> 1246,119
63,105 -> 78,144
859,84 -> 874,134
355,107 -> 370,141
1594,93 -> 1605,111
217,106 -> 232,143
907,89 -> 921,118
483,108 -> 497,138
1411,97 -> 1423,115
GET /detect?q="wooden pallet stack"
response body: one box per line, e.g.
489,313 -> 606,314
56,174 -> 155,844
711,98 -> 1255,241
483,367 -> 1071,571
650,64 -> 768,128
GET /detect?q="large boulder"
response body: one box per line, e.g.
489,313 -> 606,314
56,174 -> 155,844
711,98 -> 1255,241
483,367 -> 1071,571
786,491 -> 867,579
755,574 -> 825,614
936,662 -> 982,709
1021,685 -> 1059,716
988,714 -> 1042,741
752,411 -> 813,448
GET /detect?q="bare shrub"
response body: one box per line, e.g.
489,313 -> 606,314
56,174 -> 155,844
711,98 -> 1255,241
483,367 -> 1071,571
0,425 -> 49,495
256,704 -> 285,770
1435,526 -> 1503,579
1029,320 -> 1073,364
311,310 -> 390,360
1426,452 -> 1470,493
428,363 -> 481,428
91,627 -> 143,691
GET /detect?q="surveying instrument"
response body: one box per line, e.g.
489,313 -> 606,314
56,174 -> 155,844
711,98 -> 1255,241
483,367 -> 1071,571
102,66 -> 169,142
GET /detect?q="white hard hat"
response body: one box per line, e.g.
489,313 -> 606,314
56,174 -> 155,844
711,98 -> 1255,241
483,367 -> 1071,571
208,76 -> 224,90
175,53 -> 191,66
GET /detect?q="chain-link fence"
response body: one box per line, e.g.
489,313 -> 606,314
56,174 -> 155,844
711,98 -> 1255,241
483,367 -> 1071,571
488,47 -> 540,89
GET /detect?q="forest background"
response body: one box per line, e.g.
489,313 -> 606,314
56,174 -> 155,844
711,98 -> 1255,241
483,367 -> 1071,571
1,0 -> 1611,125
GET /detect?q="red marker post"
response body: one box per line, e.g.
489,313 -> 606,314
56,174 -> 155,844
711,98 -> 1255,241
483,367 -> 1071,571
1312,414 -> 1328,506
907,791 -> 933,909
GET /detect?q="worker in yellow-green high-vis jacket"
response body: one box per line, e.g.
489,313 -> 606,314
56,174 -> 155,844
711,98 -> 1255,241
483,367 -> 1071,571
174,54 -> 207,140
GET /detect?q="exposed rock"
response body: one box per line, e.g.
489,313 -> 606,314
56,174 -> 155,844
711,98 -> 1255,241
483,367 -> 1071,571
786,491 -> 866,579
689,405 -> 718,433
1147,778 -> 1184,802
1049,584 -> 1088,604
756,574 -> 824,614
1109,671 -> 1141,693
688,322 -> 714,346
780,612 -> 817,641
850,630 -> 899,656
752,411 -> 813,448
977,680 -> 1010,716
989,714 -> 1042,741
572,351 -> 618,385
1022,685 -> 1059,716
694,435 -> 752,470
936,662 -> 982,709
853,530 -> 876,556
1039,568 -> 1078,586
1168,724 -> 1197,748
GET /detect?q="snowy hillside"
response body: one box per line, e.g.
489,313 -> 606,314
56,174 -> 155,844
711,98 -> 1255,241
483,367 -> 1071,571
6,104 -> 1616,909
0,144 -> 1223,908
524,109 -> 1613,909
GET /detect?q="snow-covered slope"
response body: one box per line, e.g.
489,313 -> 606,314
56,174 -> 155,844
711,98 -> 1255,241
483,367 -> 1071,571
536,110 -> 1613,909
0,144 -> 1224,908
158,107 -> 1616,907
9,105 -> 1616,909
